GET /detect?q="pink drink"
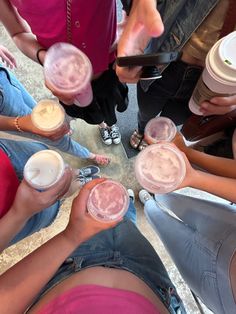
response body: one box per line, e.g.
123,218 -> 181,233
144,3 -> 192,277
144,117 -> 177,144
87,180 -> 129,223
135,143 -> 186,194
44,43 -> 93,107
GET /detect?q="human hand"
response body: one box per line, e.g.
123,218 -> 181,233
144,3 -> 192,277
116,0 -> 164,83
0,45 -> 17,69
177,151 -> 198,189
18,115 -> 70,141
11,168 -> 72,219
172,132 -> 189,154
64,178 -> 119,245
200,94 -> 236,115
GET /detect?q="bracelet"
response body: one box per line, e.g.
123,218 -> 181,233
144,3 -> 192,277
14,116 -> 23,132
36,48 -> 47,66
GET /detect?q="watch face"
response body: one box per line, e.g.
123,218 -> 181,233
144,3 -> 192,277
140,66 -> 162,80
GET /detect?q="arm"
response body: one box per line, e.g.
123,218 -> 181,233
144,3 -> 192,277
0,0 -> 46,65
0,170 -> 72,252
116,0 -> 164,83
0,179 -> 118,314
173,132 -> 236,178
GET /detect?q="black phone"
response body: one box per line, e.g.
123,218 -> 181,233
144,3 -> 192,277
116,51 -> 181,80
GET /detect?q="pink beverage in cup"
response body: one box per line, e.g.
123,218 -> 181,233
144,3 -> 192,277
144,117 -> 177,144
135,143 -> 186,194
87,180 -> 129,223
189,31 -> 236,115
44,42 -> 93,107
31,99 -> 68,132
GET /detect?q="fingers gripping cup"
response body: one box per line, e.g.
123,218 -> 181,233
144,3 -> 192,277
144,117 -> 177,144
44,42 -> 93,107
135,143 -> 186,194
87,180 -> 129,223
31,99 -> 68,132
189,31 -> 236,115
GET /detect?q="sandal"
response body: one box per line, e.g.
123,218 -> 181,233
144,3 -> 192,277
138,138 -> 149,151
130,129 -> 144,149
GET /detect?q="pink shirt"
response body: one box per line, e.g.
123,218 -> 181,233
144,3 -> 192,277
37,284 -> 161,314
10,0 -> 117,74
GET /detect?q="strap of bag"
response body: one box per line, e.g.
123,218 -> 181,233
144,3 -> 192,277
66,0 -> 72,43
219,0 -> 236,38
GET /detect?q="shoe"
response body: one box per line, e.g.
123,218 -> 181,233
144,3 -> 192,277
127,189 -> 135,203
79,165 -> 100,177
110,124 -> 121,144
139,189 -> 153,204
77,175 -> 101,186
99,127 -> 112,145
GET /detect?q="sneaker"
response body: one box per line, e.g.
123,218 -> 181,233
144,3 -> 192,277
127,189 -> 135,203
79,165 -> 100,177
139,189 -> 153,204
110,124 -> 121,144
99,127 -> 112,145
77,175 -> 101,186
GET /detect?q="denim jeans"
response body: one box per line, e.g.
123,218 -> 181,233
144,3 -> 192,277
0,138 -> 61,245
137,60 -> 203,133
0,66 -> 90,158
145,192 -> 236,314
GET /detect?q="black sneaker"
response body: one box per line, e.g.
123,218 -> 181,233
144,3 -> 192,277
77,175 -> 101,186
110,124 -> 121,144
99,127 -> 112,145
78,165 -> 100,177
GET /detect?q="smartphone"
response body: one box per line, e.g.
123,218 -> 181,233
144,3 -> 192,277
116,51 -> 180,67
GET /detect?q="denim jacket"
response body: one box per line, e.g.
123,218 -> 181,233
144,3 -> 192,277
121,0 -> 220,89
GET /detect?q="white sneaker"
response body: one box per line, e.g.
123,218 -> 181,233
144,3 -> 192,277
139,189 -> 153,204
110,124 -> 121,144
127,189 -> 135,203
99,127 -> 112,145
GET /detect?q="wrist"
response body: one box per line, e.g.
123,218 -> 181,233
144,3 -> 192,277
62,226 -> 88,248
36,48 -> 47,66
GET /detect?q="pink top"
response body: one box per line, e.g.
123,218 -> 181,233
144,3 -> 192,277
37,284 -> 161,314
10,0 -> 117,74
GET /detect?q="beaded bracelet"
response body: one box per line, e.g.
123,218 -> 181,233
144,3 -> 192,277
36,48 -> 47,66
14,116 -> 23,132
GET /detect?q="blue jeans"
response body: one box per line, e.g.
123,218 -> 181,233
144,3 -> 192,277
31,215 -> 186,313
0,138 -> 61,245
145,192 -> 236,314
0,66 -> 90,158
137,60 -> 203,133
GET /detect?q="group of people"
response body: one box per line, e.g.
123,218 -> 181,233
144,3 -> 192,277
0,0 -> 236,313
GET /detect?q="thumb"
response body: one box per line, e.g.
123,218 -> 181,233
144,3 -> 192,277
142,2 -> 164,37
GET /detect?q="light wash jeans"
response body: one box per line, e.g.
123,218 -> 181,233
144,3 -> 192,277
144,192 -> 236,314
0,138 -> 61,246
0,66 -> 90,158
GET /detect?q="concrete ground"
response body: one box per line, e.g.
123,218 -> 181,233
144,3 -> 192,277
0,25 -> 214,313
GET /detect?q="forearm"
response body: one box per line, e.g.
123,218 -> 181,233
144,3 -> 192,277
191,170 -> 236,203
0,115 -> 18,131
0,231 -> 84,313
185,147 -> 236,178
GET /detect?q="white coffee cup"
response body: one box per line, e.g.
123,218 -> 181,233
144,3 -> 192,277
189,31 -> 236,115
31,99 -> 68,132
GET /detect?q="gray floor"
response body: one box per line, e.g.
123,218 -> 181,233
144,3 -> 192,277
0,25 -> 214,313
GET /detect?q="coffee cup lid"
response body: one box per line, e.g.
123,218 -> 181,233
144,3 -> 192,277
219,31 -> 236,71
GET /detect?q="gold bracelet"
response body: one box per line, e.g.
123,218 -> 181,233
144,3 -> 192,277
14,116 -> 23,132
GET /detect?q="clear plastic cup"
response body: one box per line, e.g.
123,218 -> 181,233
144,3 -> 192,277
144,117 -> 177,144
31,99 -> 68,132
87,180 -> 129,223
44,42 -> 93,107
135,143 -> 186,194
23,150 -> 79,197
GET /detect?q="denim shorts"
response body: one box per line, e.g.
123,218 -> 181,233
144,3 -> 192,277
31,220 -> 186,313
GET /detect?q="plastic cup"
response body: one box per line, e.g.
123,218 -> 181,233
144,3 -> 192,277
135,143 -> 186,194
189,31 -> 236,115
87,180 -> 129,223
44,42 -> 93,107
144,117 -> 177,144
31,99 -> 68,132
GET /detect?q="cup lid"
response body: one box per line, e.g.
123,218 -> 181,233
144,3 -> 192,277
87,180 -> 129,223
144,117 -> 177,144
31,99 -> 65,131
24,150 -> 65,189
135,143 -> 186,194
219,31 -> 236,70
44,42 -> 92,93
